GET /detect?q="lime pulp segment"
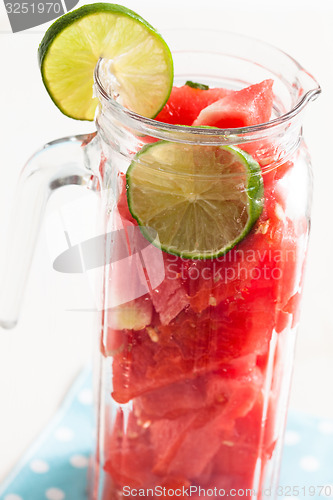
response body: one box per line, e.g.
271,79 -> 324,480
126,143 -> 264,259
38,3 -> 174,120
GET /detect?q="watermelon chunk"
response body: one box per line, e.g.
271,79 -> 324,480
208,395 -> 266,491
134,377 -> 206,420
193,79 -> 274,128
134,358 -> 259,421
205,368 -> 262,422
155,84 -> 232,125
149,255 -> 190,325
111,328 -> 194,404
104,410 -> 153,488
147,368 -> 262,480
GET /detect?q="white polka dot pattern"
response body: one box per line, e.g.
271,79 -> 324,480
318,420 -> 333,435
30,459 -> 50,473
284,430 -> 301,446
55,427 -> 74,442
300,455 -> 320,472
77,388 -> 93,405
69,454 -> 89,468
45,487 -> 65,500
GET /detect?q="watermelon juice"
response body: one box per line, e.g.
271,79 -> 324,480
95,77 -> 311,500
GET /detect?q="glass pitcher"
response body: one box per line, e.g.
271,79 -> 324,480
0,31 -> 320,500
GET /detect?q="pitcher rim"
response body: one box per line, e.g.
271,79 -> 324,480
93,29 -> 321,139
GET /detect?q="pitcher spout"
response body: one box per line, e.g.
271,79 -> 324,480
297,66 -> 321,106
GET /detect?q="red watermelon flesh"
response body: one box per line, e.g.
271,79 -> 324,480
134,358 -> 259,421
209,395 -> 265,490
134,377 -> 206,420
205,368 -> 262,423
101,77 -> 308,496
193,79 -> 274,128
110,199 -> 300,401
116,173 -> 132,221
112,327 -> 199,404
186,184 -> 301,319
155,85 -> 232,125
149,254 -> 190,325
167,299 -> 272,364
284,291 -> 303,328
159,414 -> 228,479
104,410 -> 153,488
160,477 -> 192,496
150,408 -> 230,479
115,177 -> 190,326
150,370 -> 261,480
211,447 -> 258,487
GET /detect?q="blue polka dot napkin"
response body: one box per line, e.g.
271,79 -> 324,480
0,369 -> 94,500
0,368 -> 332,500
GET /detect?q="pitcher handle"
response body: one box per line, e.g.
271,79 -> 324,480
0,132 -> 101,329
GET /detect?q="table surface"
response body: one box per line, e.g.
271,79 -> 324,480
0,0 -> 333,484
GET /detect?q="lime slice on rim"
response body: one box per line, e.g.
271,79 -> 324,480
126,142 -> 264,259
38,3 -> 173,120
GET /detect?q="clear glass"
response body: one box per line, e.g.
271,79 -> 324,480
0,31 -> 320,500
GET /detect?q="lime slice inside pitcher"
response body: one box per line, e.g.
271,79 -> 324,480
38,3 -> 173,120
127,143 -> 264,259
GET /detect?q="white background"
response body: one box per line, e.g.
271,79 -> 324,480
0,0 -> 332,483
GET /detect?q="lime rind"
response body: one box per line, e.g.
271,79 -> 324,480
38,3 -> 173,121
226,147 -> 264,226
126,142 -> 264,260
